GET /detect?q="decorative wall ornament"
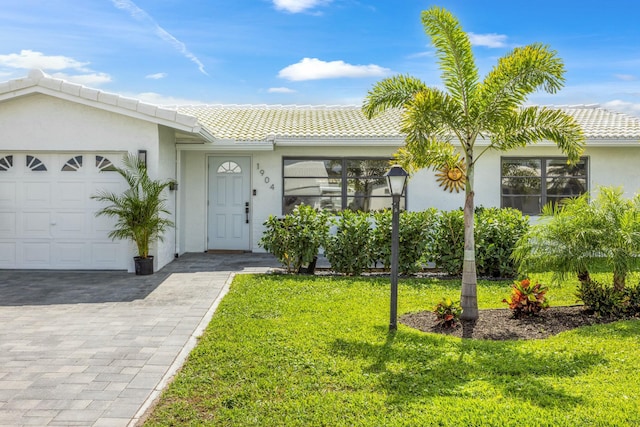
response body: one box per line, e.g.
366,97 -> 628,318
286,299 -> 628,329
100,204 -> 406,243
435,162 -> 466,193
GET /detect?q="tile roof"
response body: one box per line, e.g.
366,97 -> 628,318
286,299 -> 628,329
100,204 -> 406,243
178,104 -> 640,142
551,105 -> 640,140
2,71 -> 639,143
177,104 -> 404,141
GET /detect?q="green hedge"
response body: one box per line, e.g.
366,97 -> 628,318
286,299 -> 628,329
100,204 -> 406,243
260,205 -> 528,278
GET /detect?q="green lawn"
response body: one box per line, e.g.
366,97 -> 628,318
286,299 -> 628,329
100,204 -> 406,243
144,274 -> 640,426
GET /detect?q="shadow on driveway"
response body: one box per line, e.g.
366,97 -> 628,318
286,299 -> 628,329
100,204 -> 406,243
0,252 -> 280,306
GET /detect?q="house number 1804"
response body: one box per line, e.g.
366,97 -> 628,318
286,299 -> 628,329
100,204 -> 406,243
256,163 -> 275,190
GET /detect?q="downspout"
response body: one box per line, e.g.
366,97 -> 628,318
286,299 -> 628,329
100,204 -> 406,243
174,144 -> 181,258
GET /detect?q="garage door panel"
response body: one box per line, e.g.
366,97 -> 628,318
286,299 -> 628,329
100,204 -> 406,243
0,182 -> 17,207
92,242 -> 123,267
0,212 -> 17,235
0,242 -> 16,267
53,212 -> 87,237
53,242 -> 87,266
22,212 -> 51,236
24,181 -> 52,206
56,181 -> 87,208
21,242 -> 51,266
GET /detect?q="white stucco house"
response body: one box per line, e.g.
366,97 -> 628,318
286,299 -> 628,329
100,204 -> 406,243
1,69 -> 640,272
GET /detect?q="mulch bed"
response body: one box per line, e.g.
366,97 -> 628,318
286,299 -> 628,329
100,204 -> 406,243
400,305 -> 623,340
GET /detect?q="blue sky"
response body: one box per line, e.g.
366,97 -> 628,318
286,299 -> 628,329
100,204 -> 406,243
1,0 -> 639,116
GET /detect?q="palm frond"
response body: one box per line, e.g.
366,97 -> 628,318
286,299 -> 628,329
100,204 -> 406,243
421,7 -> 479,116
393,137 -> 460,173
489,107 -> 585,163
478,43 -> 565,120
91,153 -> 174,258
362,74 -> 428,118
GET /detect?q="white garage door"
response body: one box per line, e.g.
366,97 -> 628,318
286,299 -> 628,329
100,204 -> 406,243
0,153 -> 129,270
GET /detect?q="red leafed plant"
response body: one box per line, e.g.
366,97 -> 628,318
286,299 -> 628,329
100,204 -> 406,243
433,297 -> 463,328
503,278 -> 550,318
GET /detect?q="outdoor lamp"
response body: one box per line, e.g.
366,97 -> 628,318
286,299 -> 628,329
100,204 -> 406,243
384,165 -> 408,331
138,150 -> 147,167
385,165 -> 409,197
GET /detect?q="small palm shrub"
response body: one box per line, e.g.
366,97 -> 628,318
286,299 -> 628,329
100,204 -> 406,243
433,298 -> 462,328
503,278 -> 550,318
514,187 -> 640,290
324,210 -> 372,275
92,153 -> 174,259
259,204 -> 329,273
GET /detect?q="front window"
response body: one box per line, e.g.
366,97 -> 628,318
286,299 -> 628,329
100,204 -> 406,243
283,157 -> 404,214
501,157 -> 588,214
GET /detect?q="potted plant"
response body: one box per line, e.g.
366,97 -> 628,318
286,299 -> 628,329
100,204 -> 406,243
92,153 -> 174,275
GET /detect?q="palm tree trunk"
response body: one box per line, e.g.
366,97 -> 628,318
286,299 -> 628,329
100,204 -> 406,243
577,270 -> 591,285
613,269 -> 625,292
460,162 -> 478,321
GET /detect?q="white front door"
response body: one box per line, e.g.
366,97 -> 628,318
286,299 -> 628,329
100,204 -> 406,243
207,156 -> 251,251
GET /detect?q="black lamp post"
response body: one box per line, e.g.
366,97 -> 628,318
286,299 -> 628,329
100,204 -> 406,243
384,165 -> 409,331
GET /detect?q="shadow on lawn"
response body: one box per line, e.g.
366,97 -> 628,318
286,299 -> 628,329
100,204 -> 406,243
332,326 -> 606,409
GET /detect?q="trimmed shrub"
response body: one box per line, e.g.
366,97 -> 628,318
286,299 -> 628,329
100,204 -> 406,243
576,280 -> 640,318
259,204 -> 329,273
430,209 -> 465,275
430,207 -> 529,277
476,207 -> 529,278
324,210 -> 372,275
370,209 -> 436,275
575,280 -> 627,318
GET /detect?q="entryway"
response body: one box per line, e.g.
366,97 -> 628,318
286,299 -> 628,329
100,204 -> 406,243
207,156 -> 251,251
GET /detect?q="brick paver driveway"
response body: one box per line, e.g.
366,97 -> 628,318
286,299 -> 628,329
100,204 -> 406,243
0,253 -> 278,426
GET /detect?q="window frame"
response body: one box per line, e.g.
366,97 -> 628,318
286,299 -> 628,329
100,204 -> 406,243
282,156 -> 407,214
500,156 -> 589,215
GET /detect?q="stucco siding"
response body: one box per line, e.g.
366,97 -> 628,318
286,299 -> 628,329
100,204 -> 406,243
0,94 -> 158,153
156,125 -> 177,270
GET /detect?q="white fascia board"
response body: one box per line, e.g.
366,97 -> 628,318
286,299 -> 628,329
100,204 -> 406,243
274,137 -> 405,147
583,138 -> 640,147
177,140 -> 274,151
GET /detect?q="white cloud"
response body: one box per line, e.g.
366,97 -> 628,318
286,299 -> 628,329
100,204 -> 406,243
50,72 -> 112,86
468,32 -> 507,48
0,50 -> 90,71
273,0 -> 331,13
278,58 -> 391,81
268,87 -> 296,93
602,100 -> 640,118
146,72 -> 167,80
111,0 -> 208,75
127,92 -> 208,106
614,74 -> 637,81
407,51 -> 434,59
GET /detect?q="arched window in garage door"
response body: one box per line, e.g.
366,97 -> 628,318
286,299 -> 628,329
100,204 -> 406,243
62,156 -> 83,171
0,155 -> 13,171
26,155 -> 47,171
96,156 -> 117,172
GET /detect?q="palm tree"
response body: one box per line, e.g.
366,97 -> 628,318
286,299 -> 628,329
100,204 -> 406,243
515,187 -> 640,291
92,153 -> 174,261
363,6 -> 585,320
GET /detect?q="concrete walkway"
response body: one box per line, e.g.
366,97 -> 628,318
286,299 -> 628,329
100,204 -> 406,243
0,253 -> 280,427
